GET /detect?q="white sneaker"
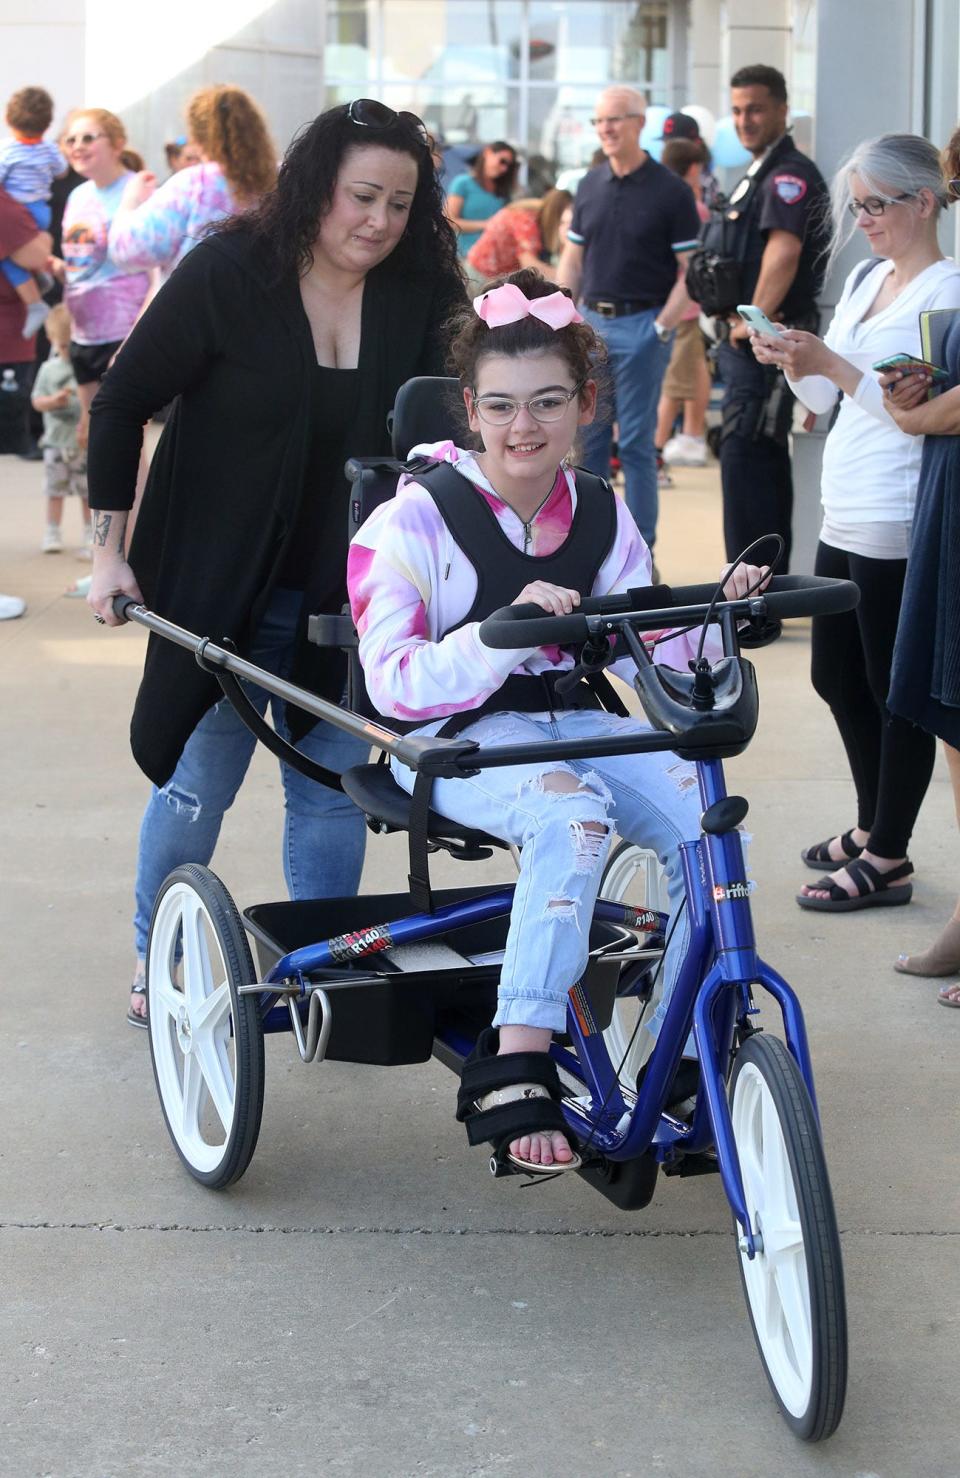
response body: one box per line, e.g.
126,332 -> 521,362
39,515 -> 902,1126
662,433 -> 707,467
0,594 -> 26,620
42,524 -> 64,553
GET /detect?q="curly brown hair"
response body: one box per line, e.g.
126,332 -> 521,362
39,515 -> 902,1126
6,86 -> 54,135
446,267 -> 605,392
186,85 -> 276,202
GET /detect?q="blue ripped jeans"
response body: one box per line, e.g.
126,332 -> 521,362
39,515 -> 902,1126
133,587 -> 369,957
392,709 -> 702,1038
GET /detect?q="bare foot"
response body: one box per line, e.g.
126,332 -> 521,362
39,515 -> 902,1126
799,849 -> 909,903
937,983 -> 960,1007
129,958 -> 147,1021
497,1023 -> 576,1167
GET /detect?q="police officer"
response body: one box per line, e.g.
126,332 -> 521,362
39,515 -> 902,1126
702,64 -> 829,577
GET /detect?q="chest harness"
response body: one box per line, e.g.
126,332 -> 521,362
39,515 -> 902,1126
395,459 -> 624,910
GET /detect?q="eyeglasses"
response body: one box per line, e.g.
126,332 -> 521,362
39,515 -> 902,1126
64,132 -> 106,148
948,178 -> 960,197
471,381 -> 585,426
590,113 -> 642,127
347,98 -> 427,142
846,192 -> 914,218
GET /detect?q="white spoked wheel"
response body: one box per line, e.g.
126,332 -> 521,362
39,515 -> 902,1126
147,864 -> 264,1189
729,1034 -> 847,1440
598,839 -> 670,1086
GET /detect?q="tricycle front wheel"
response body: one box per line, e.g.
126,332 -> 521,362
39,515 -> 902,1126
729,1033 -> 847,1440
147,864 -> 265,1189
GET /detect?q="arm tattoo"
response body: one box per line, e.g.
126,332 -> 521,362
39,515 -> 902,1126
93,512 -> 115,549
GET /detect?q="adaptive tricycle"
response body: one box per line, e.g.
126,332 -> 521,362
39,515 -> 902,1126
118,523 -> 855,1439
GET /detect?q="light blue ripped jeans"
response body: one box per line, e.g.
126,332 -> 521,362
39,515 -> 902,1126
392,709 -> 703,1038
133,587 -> 369,957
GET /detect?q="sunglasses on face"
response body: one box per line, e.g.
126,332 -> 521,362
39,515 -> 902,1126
64,132 -> 106,148
846,192 -> 914,218
471,382 -> 584,426
347,98 -> 428,143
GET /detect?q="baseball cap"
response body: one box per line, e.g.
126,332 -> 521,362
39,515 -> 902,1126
659,112 -> 701,142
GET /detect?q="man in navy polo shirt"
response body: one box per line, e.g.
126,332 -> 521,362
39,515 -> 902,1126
558,86 -> 701,551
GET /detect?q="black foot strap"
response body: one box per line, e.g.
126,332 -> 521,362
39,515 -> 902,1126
455,1028 -> 577,1155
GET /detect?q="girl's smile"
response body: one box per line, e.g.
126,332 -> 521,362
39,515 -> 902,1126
464,350 -> 596,516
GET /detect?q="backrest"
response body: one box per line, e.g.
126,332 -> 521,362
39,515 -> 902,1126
346,377 -> 466,538
390,375 -> 467,457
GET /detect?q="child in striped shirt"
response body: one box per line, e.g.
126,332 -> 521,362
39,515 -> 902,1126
0,87 -> 66,338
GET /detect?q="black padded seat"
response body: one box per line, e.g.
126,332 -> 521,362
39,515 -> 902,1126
341,763 -> 508,854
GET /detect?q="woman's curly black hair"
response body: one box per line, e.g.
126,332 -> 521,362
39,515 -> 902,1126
218,103 -> 462,289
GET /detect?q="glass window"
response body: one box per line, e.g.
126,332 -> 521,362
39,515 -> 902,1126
325,0 -> 375,84
526,1 -> 671,87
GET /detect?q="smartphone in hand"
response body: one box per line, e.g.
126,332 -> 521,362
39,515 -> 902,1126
872,352 -> 949,384
736,304 -> 783,338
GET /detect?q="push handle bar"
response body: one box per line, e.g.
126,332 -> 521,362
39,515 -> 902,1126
111,596 -> 481,777
477,574 -> 860,650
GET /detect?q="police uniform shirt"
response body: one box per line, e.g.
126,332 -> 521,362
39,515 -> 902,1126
730,135 -> 829,319
568,157 -> 702,306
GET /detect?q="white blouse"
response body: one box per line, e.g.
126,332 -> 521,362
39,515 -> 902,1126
787,256 -> 960,555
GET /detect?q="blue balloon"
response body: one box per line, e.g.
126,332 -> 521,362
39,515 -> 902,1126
712,116 -> 752,169
640,106 -> 670,160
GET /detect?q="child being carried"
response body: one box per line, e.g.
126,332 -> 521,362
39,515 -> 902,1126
0,86 -> 66,338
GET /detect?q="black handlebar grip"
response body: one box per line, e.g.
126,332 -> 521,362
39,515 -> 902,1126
477,575 -> 859,649
112,594 -> 140,621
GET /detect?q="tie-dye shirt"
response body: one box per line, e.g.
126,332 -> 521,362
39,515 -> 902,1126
108,161 -> 241,279
62,175 -> 150,345
347,440 -> 718,724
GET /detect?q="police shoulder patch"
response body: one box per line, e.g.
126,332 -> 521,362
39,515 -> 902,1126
772,173 -> 807,204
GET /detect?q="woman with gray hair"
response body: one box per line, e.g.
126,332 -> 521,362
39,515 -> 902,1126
750,132 -> 960,913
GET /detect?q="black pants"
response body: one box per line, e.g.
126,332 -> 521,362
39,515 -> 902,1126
717,340 -> 794,569
0,359 -> 37,455
811,541 -> 936,858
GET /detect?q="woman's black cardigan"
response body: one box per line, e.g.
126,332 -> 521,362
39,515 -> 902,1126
88,229 -> 465,786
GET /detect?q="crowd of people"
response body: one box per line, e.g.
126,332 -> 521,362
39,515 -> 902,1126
2,64 -> 959,1163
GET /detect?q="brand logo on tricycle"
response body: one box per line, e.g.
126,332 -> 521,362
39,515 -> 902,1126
328,922 -> 394,962
713,881 -> 751,902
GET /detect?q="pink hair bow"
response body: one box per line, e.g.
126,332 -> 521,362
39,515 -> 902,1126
473,282 -> 584,330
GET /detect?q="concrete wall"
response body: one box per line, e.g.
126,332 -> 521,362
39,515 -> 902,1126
0,1 -> 86,139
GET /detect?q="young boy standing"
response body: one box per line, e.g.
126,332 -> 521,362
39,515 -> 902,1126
30,303 -> 90,553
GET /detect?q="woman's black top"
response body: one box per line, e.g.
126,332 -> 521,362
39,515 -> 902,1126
278,365 -> 359,593
86,228 -> 466,786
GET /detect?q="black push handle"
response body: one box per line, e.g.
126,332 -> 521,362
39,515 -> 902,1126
477,575 -> 859,650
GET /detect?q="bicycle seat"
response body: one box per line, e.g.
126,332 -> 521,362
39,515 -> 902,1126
340,763 -> 509,861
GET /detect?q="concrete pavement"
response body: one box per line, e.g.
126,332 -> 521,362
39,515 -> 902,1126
1,448 -> 958,1477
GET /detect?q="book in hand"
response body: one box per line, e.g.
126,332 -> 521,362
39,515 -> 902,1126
919,307 -> 960,374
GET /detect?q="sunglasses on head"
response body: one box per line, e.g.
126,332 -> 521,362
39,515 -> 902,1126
64,131 -> 106,148
347,98 -> 428,143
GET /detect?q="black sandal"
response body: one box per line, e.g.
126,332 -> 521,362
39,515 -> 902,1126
456,1028 -> 581,1175
797,857 -> 913,912
801,829 -> 864,870
127,977 -> 149,1029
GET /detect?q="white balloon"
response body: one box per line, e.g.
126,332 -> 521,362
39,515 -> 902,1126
679,103 -> 716,147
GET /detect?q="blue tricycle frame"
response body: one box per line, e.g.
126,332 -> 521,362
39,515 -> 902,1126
124,573 -> 854,1443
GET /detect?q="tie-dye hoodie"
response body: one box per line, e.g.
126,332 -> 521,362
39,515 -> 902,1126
347,441 -> 719,725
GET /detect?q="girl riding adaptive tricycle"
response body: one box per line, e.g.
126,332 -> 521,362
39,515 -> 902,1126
122,271 -> 855,1441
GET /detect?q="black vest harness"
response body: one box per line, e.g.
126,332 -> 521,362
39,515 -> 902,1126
397,458 -> 623,909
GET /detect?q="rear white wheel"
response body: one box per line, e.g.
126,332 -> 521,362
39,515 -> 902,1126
729,1034 -> 846,1440
147,864 -> 264,1189
598,840 -> 669,1085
